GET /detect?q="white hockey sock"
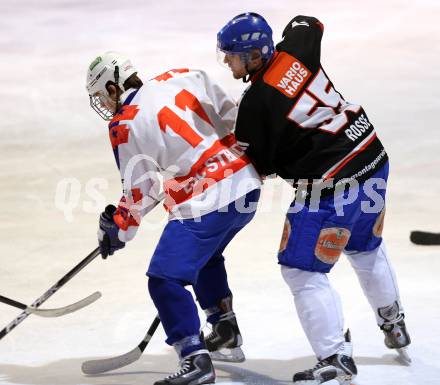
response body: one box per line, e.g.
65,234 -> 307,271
345,241 -> 402,325
281,266 -> 345,360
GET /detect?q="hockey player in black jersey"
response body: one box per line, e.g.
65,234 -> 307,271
216,12 -> 411,384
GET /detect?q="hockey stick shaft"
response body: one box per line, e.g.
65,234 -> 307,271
0,247 -> 100,340
0,295 -> 27,310
138,315 -> 161,351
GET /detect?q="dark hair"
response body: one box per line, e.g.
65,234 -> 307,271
105,73 -> 143,94
123,73 -> 143,90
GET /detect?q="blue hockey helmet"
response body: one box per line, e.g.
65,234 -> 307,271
217,12 -> 274,63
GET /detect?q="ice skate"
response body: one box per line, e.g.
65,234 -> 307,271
380,318 -> 411,364
293,353 -> 357,385
203,296 -> 245,363
154,351 -> 215,385
378,302 -> 411,364
293,331 -> 357,385
204,311 -> 245,363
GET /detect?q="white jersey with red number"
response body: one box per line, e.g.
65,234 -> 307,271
108,69 -> 261,242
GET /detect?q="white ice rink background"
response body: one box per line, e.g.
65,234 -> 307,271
0,0 -> 439,384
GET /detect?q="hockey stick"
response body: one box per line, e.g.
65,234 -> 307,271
82,315 -> 161,374
410,231 -> 440,245
0,247 -> 101,340
0,190 -> 166,340
0,292 -> 101,318
81,192 -> 167,374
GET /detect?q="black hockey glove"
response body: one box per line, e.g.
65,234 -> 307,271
98,204 -> 125,259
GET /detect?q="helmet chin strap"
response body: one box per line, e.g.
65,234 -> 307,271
113,65 -> 122,115
242,54 -> 265,83
242,60 -> 254,83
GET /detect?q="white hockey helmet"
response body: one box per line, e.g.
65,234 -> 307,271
86,51 -> 137,120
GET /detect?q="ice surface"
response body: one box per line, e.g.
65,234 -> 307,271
0,0 -> 439,384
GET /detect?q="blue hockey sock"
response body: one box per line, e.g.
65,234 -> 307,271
148,276 -> 202,346
174,334 -> 206,359
194,254 -> 232,316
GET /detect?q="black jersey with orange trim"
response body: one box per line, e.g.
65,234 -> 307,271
234,15 -> 388,184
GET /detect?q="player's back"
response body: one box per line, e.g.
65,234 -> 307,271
111,69 -> 261,220
136,69 -> 235,172
235,16 -> 388,185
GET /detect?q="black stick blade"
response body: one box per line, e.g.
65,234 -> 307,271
410,231 -> 440,245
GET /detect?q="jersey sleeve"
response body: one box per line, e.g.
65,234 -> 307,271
276,15 -> 324,72
110,120 -> 161,243
197,70 -> 238,135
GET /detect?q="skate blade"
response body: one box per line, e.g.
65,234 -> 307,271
210,347 -> 245,363
322,377 -> 354,385
396,347 -> 412,365
294,380 -> 354,385
322,379 -> 355,385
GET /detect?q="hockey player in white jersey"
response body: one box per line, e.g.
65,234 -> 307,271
86,52 -> 261,385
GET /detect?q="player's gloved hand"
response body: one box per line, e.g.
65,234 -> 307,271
98,204 -> 125,259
